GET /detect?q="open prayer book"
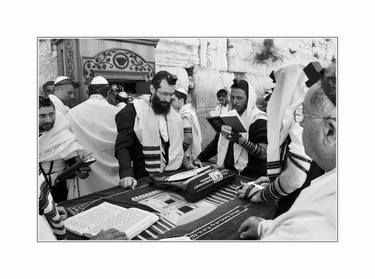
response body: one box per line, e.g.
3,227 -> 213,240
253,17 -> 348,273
206,109 -> 247,133
64,202 -> 159,239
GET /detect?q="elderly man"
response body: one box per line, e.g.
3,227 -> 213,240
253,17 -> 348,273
171,88 -> 202,164
115,71 -> 185,189
39,96 -> 89,202
238,63 -> 337,240
49,76 -> 76,116
196,79 -> 268,178
67,76 -> 121,198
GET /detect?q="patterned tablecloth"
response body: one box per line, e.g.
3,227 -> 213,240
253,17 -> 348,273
59,174 -> 276,240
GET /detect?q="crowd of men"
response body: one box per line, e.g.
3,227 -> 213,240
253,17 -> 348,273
39,60 -> 336,241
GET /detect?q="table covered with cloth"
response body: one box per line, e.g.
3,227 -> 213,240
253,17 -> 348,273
58,172 -> 276,240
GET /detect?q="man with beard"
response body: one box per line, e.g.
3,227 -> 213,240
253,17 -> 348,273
39,96 -> 90,202
196,79 -> 268,178
115,71 -> 185,189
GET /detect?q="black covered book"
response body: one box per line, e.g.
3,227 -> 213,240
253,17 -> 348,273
206,110 -> 247,133
55,154 -> 96,183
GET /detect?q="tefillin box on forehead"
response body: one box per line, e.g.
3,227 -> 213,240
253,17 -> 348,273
303,61 -> 323,88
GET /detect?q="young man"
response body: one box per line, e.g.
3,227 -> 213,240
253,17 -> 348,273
49,76 -> 76,116
171,88 -> 202,163
196,79 -> 268,178
214,88 -> 229,115
39,96 -> 89,202
238,63 -> 337,240
115,71 -> 186,189
67,76 -> 121,198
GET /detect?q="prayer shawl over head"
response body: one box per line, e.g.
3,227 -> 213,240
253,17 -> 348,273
179,103 -> 202,160
49,94 -> 69,116
67,95 -> 121,197
39,111 -> 84,162
266,64 -> 311,180
133,95 -> 184,174
217,82 -> 266,172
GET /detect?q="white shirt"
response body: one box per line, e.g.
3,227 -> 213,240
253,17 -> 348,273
49,94 -> 69,116
259,168 -> 337,241
215,103 -> 229,115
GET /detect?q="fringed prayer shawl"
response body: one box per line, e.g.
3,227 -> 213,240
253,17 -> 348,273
217,82 -> 266,173
260,64 -> 312,201
133,95 -> 184,175
179,103 -> 202,160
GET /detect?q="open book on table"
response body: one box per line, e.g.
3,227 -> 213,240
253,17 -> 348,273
64,202 -> 159,239
206,109 -> 247,133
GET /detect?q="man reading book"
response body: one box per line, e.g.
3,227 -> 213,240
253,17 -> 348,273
196,79 -> 268,178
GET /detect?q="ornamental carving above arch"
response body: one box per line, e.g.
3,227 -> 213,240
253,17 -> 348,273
82,48 -> 155,81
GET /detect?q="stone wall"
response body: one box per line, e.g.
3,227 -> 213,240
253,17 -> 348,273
154,38 -> 337,116
38,38 -> 337,110
38,39 -> 58,94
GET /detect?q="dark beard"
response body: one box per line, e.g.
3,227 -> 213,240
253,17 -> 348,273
151,94 -> 171,115
39,122 -> 54,133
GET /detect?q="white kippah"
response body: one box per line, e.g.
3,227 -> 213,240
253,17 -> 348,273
91,76 -> 109,85
176,88 -> 187,95
54,76 -> 70,85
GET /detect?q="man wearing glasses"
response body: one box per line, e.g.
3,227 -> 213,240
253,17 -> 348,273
238,63 -> 337,240
115,71 -> 185,189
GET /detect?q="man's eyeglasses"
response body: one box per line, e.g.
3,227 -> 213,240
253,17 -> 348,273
293,108 -> 336,123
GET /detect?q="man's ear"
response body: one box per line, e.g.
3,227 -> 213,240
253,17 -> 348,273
323,118 -> 336,147
150,84 -> 155,94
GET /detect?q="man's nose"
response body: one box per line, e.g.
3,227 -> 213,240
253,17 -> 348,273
45,116 -> 52,123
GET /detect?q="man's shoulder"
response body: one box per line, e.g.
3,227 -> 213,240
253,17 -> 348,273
116,102 -> 136,119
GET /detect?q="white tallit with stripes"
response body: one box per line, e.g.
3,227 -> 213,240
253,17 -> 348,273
133,95 -> 184,174
217,82 -> 266,172
266,64 -> 311,181
179,103 -> 202,160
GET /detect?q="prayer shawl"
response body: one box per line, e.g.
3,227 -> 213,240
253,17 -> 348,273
133,95 -> 184,174
39,112 -> 84,162
259,169 -> 337,240
67,95 -> 121,198
217,83 -> 266,172
260,64 -> 312,201
179,103 -> 202,160
49,94 -> 69,116
38,174 -> 66,240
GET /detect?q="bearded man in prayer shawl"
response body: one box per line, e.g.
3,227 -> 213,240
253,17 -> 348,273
67,76 -> 121,198
39,96 -> 89,202
238,62 -> 336,240
115,71 -> 187,189
171,88 -> 202,165
237,64 -> 325,216
196,79 -> 268,178
49,76 -> 76,116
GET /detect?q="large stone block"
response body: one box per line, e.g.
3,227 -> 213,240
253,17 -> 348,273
155,38 -> 199,68
38,39 -> 58,93
205,38 -> 228,71
193,68 -> 234,112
